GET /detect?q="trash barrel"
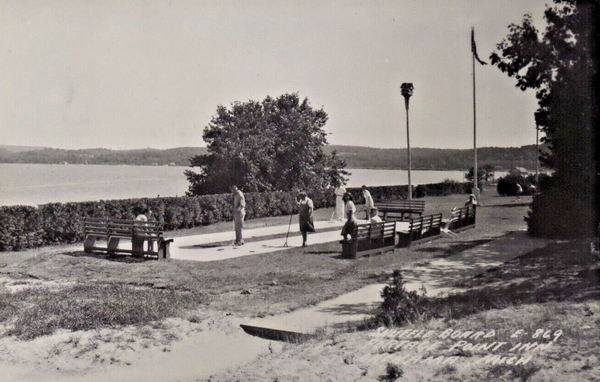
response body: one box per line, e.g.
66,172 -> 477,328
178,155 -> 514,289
341,239 -> 357,259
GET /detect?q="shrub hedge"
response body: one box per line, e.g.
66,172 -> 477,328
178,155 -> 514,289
0,181 -> 470,251
347,180 -> 471,203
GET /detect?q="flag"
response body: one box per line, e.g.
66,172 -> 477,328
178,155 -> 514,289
471,27 -> 487,65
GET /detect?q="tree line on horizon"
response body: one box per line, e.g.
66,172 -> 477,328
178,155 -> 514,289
0,144 -> 539,171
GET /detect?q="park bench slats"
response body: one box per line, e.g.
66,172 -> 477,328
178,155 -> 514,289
445,205 -> 476,232
396,213 -> 443,247
84,218 -> 108,225
341,221 -> 397,258
83,218 -> 172,260
375,200 -> 425,221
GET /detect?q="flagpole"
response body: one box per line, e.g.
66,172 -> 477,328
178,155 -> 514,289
472,31 -> 479,200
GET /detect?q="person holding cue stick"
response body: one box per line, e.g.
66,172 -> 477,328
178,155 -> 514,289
296,191 -> 315,247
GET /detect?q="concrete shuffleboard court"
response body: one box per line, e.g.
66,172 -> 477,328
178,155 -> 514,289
169,220 -> 410,262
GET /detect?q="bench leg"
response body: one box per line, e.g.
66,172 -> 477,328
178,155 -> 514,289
107,237 -> 120,257
396,232 -> 411,248
132,236 -> 144,258
83,235 -> 97,253
158,240 -> 172,260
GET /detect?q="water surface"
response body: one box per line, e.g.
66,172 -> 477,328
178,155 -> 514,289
0,163 -> 470,206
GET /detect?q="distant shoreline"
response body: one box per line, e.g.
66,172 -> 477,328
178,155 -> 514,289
0,162 -> 531,172
0,143 -> 540,172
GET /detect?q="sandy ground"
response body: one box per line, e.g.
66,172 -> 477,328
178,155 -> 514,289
211,237 -> 600,381
0,306 -> 279,382
211,302 -> 600,382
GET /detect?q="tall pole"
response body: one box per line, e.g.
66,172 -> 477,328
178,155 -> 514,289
472,48 -> 479,199
535,124 -> 539,184
401,83 -> 414,200
405,97 -> 412,200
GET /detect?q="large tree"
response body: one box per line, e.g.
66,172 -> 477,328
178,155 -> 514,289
490,0 -> 598,237
186,93 -> 348,195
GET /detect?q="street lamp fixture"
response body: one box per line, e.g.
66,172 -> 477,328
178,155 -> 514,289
534,111 -> 543,185
400,83 -> 414,199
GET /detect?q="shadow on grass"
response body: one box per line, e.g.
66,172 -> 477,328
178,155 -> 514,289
367,239 -> 600,329
305,250 -> 340,255
415,239 -> 493,258
62,251 -> 146,263
480,202 -> 530,208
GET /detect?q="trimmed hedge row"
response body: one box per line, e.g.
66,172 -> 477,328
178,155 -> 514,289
347,180 -> 472,203
0,181 -> 470,251
496,174 -> 538,196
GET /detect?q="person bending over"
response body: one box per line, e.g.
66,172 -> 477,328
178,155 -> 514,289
340,192 -> 358,241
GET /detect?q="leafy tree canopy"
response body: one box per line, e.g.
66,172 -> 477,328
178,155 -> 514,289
186,93 -> 348,195
465,164 -> 495,187
491,0 -> 598,236
490,0 -> 597,178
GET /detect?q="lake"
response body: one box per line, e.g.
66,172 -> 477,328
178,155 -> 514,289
0,163 -> 471,206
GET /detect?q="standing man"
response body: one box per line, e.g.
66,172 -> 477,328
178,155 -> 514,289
232,185 -> 246,246
515,183 -> 523,201
133,207 -> 152,257
361,185 -> 374,220
297,191 -> 315,247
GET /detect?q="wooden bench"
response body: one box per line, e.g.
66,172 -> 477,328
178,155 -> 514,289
396,213 -> 443,247
341,221 -> 397,259
83,218 -> 172,260
445,205 -> 476,232
375,200 -> 426,221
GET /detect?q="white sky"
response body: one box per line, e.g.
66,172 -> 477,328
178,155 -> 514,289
0,0 -> 547,150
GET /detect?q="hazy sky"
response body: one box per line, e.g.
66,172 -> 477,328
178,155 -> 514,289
0,0 -> 547,150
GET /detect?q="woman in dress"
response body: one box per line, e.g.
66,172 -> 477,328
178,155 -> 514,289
332,183 -> 347,221
340,192 -> 358,241
297,191 -> 315,247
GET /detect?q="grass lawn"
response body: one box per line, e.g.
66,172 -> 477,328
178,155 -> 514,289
0,192 -> 529,336
213,239 -> 600,382
2,189 -> 596,380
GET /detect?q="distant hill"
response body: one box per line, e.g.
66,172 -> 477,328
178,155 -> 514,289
0,146 -> 207,166
0,144 -> 49,153
0,144 -> 540,170
325,145 -> 540,171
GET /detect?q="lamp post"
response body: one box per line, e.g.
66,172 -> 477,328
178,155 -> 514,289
534,111 -> 542,185
400,83 -> 414,200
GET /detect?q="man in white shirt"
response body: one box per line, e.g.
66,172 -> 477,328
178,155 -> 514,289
361,185 -> 374,220
369,208 -> 383,223
133,207 -> 151,255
